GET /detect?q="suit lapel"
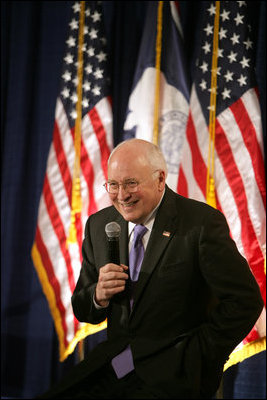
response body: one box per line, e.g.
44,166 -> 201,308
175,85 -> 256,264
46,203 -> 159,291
130,187 -> 178,317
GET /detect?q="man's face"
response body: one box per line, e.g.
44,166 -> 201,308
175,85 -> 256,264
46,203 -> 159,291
107,149 -> 165,224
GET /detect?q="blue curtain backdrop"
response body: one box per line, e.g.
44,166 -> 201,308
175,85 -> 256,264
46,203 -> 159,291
1,1 -> 266,399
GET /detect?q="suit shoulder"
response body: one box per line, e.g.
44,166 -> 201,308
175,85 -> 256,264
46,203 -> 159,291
168,188 -> 225,220
89,205 -> 116,221
85,205 -> 122,232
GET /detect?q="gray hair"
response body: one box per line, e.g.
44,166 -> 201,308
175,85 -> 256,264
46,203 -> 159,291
108,138 -> 168,175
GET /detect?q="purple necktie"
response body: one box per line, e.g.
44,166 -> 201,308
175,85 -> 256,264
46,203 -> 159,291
111,224 -> 147,379
129,224 -> 148,305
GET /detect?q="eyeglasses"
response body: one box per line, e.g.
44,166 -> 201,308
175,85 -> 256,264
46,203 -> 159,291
103,179 -> 139,194
103,170 -> 160,194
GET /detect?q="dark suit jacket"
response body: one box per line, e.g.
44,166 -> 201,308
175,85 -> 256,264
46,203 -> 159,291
68,186 -> 263,398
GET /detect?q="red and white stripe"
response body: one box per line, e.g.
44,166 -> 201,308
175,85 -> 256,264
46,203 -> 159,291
178,84 -> 266,343
33,96 -> 112,359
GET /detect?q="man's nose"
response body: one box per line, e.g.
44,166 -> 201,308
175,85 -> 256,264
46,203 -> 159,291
117,184 -> 131,200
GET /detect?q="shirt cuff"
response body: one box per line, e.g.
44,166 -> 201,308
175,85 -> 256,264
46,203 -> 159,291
93,293 -> 109,309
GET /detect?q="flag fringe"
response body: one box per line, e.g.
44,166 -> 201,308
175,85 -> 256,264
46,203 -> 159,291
31,241 -> 107,362
223,336 -> 266,371
61,319 -> 107,362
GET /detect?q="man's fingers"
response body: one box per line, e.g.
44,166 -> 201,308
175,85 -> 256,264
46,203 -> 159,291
96,279 -> 126,302
100,263 -> 128,273
100,278 -> 127,289
95,263 -> 129,304
100,271 -> 128,282
99,264 -> 128,282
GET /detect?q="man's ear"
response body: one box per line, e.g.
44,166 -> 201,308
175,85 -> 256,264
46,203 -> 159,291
158,170 -> 166,191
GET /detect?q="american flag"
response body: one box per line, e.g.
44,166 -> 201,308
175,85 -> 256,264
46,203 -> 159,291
31,1 -> 112,361
177,1 -> 266,368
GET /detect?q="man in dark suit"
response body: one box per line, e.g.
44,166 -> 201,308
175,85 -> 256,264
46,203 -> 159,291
40,138 -> 263,399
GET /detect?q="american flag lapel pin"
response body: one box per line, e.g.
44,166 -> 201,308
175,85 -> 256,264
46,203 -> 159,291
162,231 -> 171,237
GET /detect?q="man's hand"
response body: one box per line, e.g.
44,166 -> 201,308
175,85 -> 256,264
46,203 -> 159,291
95,264 -> 129,307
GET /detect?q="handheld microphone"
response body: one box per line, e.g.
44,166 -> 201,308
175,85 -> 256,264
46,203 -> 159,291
105,221 -> 121,265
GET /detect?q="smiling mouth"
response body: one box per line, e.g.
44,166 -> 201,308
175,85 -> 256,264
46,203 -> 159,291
119,200 -> 138,208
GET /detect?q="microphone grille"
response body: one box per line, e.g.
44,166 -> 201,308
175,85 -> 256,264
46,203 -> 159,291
105,221 -> 121,238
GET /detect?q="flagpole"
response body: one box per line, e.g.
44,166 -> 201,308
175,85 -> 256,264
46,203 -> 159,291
67,0 -> 86,362
67,0 -> 85,246
206,1 -> 220,208
153,0 -> 163,145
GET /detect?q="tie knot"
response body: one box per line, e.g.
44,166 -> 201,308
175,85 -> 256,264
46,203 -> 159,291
133,224 -> 147,243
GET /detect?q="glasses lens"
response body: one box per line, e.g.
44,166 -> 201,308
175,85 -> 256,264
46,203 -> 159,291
104,181 -> 138,193
126,181 -> 138,192
108,183 -> 118,193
